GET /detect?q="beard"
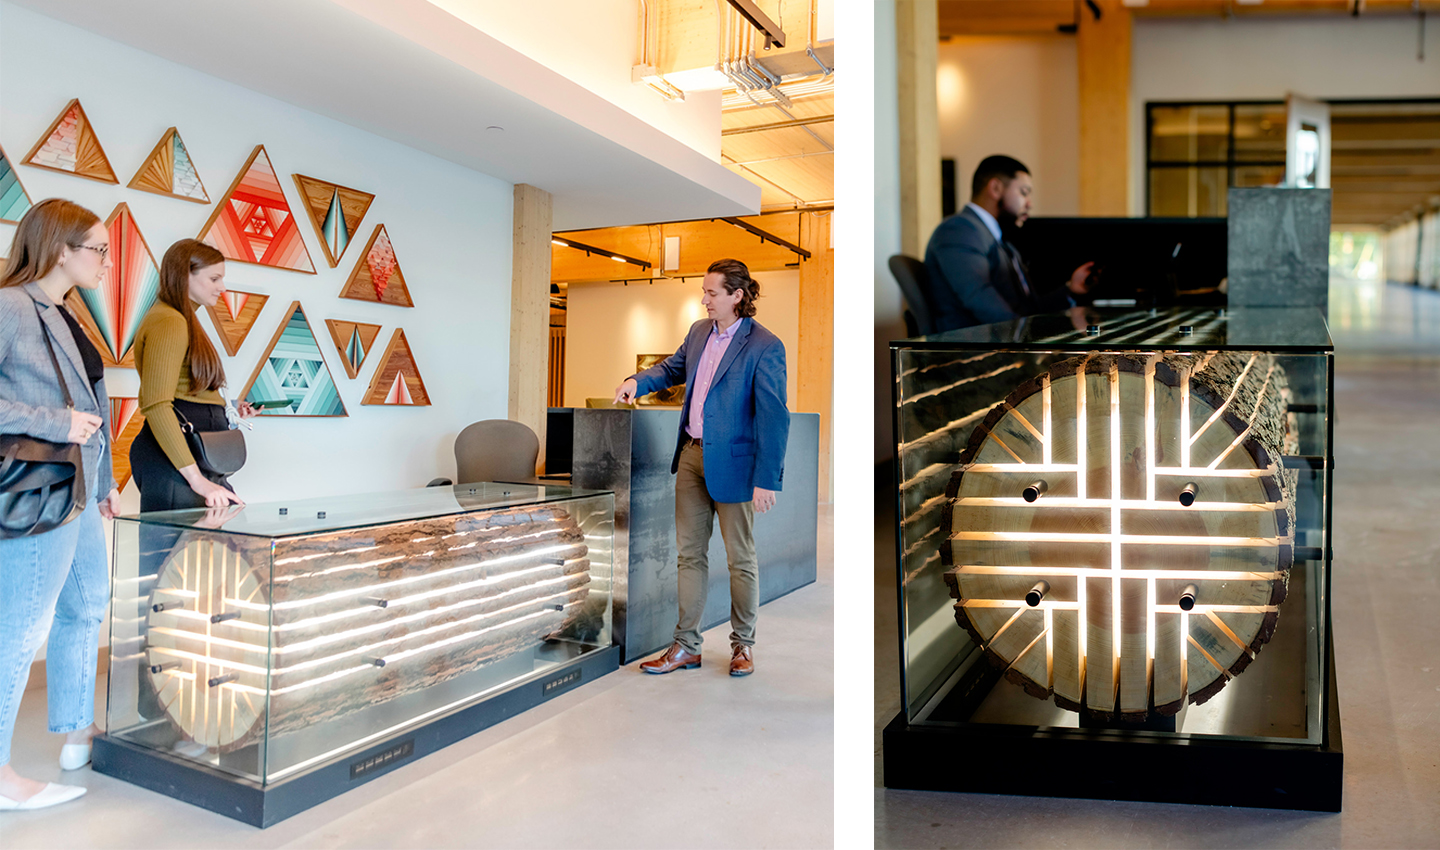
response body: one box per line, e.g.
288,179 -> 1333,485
996,204 -> 1025,230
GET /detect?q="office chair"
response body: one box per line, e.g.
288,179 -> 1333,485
888,254 -> 938,336
428,419 -> 540,486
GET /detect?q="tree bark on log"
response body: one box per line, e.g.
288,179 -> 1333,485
940,351 -> 1296,721
144,506 -> 593,752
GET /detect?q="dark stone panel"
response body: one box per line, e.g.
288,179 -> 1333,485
1228,187 -> 1332,314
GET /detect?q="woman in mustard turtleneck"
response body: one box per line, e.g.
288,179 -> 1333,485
130,239 -> 254,511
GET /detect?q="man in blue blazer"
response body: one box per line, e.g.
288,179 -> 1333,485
924,154 -> 1093,331
614,258 -> 789,677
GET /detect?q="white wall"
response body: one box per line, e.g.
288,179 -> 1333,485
1130,15 -> 1440,214
563,271 -> 800,409
1,5 -> 515,514
420,0 -> 723,160
874,1 -> 904,463
939,36 -> 1080,217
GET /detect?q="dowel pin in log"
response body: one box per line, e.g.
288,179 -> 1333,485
151,601 -> 185,614
1025,581 -> 1050,608
1022,480 -> 1049,503
1179,482 -> 1198,507
364,597 -> 389,608
1179,584 -> 1199,611
370,658 -> 387,668
208,673 -> 238,688
149,662 -> 181,674
209,611 -> 240,624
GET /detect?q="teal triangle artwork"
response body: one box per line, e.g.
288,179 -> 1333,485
0,143 -> 34,224
346,327 -> 366,369
323,190 -> 351,259
241,301 -> 347,417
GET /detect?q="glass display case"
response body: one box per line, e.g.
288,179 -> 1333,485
93,483 -> 617,827
884,307 -> 1342,812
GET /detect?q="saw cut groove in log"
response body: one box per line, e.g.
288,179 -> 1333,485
143,505 -> 592,753
940,351 -> 1298,722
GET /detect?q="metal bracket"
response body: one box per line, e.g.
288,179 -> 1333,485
715,217 -> 812,260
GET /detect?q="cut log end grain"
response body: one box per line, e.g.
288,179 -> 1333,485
940,351 -> 1296,722
143,505 -> 596,753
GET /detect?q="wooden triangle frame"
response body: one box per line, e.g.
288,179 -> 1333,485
240,300 -> 348,417
127,126 -> 210,204
22,98 -> 118,184
198,145 -> 315,274
324,318 -> 383,380
205,289 -> 270,357
64,202 -> 159,369
362,328 -> 430,406
339,224 -> 413,307
293,174 -> 376,268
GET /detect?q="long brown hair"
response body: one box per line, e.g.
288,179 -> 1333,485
158,239 -> 226,392
1,199 -> 102,288
707,258 -> 761,318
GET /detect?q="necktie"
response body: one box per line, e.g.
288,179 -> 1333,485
1004,241 -> 1033,301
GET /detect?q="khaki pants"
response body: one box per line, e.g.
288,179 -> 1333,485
673,441 -> 757,653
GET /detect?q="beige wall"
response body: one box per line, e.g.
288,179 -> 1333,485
938,36 -> 1081,217
564,271 -> 800,409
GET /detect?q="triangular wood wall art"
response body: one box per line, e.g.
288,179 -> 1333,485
21,99 -> 118,184
109,397 -> 145,491
204,289 -> 270,357
294,175 -> 375,268
323,318 -> 383,380
362,329 -> 430,406
0,143 -> 35,224
128,127 -> 209,204
339,225 -> 413,307
198,145 -> 315,274
65,203 -> 160,368
240,301 -> 347,417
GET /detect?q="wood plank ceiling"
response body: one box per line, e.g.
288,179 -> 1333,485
721,79 -> 835,211
1332,102 -> 1440,228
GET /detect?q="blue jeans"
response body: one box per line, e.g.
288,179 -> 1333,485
0,499 -> 109,767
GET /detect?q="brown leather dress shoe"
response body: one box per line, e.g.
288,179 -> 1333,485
639,643 -> 701,674
729,645 -> 754,676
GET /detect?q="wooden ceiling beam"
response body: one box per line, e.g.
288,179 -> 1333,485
939,0 -> 1440,35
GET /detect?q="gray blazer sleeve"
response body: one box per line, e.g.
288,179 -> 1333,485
931,220 -> 1020,325
0,294 -> 72,443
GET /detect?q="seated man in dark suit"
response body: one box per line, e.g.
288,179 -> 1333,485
924,155 -> 1094,331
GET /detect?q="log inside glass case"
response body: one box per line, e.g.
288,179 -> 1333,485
940,351 -> 1299,722
142,505 -> 591,752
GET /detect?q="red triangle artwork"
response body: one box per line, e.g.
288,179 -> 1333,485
22,99 -> 117,184
340,225 -> 413,307
109,398 -> 145,491
198,145 -> 315,273
362,329 -> 430,406
204,289 -> 270,357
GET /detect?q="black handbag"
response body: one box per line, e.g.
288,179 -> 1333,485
174,408 -> 246,477
0,310 -> 87,538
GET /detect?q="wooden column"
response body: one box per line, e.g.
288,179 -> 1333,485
1077,0 -> 1131,216
510,183 -> 552,472
798,211 -> 834,503
896,0 -> 941,258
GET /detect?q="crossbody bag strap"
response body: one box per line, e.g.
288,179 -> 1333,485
33,301 -> 76,410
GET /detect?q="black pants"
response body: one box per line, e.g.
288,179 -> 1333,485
129,399 -> 235,513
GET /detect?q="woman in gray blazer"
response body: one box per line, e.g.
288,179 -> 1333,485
0,199 -> 122,811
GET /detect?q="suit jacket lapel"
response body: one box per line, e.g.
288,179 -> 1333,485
710,318 -> 752,387
25,282 -> 97,407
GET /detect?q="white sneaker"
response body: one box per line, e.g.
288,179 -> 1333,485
0,783 -> 87,811
59,742 -> 92,770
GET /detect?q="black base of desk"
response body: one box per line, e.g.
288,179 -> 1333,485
93,645 -> 619,828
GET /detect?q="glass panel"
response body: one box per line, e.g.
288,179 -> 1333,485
1233,104 -> 1287,163
122,483 -> 608,537
1150,105 -> 1230,163
892,320 -> 1332,746
1150,167 -> 1228,217
106,491 -> 615,785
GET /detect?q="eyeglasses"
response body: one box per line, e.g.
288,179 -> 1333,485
74,244 -> 109,258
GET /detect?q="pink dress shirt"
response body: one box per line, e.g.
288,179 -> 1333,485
685,318 -> 744,439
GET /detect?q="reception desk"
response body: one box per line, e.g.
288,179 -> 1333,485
564,409 -> 819,663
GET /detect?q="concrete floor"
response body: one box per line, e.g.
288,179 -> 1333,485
875,278 -> 1440,849
3,507 -> 833,849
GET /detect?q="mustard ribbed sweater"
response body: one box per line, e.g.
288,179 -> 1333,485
134,301 -> 224,470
